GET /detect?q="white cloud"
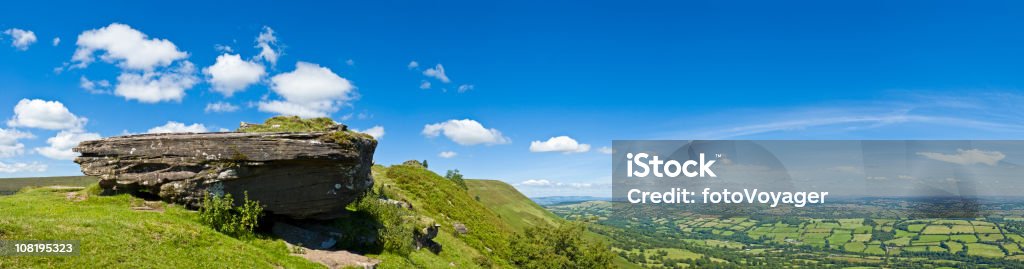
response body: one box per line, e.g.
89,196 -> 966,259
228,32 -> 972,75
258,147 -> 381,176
205,102 -> 240,113
72,23 -> 187,71
529,136 -> 590,153
147,121 -> 209,134
0,162 -> 47,173
52,37 -> 60,46
407,61 -> 419,69
457,84 -> 474,93
113,61 -> 197,103
353,126 -> 385,139
7,99 -> 87,130
516,179 -> 593,188
3,28 -> 37,50
0,128 -> 33,158
422,119 -> 510,146
35,130 -> 101,160
917,149 -> 1005,166
830,165 -> 861,174
419,81 -> 431,89
346,59 -> 355,66
598,146 -> 613,154
79,76 -> 111,94
214,44 -> 233,53
255,26 -> 281,66
422,64 -> 450,83
438,151 -> 457,158
203,53 -> 266,96
71,23 -> 197,103
259,62 -> 356,118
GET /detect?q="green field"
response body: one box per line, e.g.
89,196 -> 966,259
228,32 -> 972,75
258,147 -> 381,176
0,176 -> 95,194
0,186 -> 321,268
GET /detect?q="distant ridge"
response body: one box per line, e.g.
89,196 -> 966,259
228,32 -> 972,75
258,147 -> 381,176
531,196 -> 611,206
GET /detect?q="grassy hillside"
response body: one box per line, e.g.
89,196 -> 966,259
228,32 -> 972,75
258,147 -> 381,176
464,179 -> 560,231
0,164 -> 629,268
0,186 -> 320,268
366,164 -> 514,268
465,179 -> 641,269
0,176 -> 95,195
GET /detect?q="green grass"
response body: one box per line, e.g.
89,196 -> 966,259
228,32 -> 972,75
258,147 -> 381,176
0,186 -> 321,268
371,165 -> 514,267
950,234 -> 979,243
966,243 -> 1004,258
0,176 -> 96,195
465,179 -> 560,232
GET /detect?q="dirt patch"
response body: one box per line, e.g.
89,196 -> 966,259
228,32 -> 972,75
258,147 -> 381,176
130,201 -> 165,212
65,192 -> 87,202
289,244 -> 380,269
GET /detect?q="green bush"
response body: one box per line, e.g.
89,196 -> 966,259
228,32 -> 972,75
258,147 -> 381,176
507,222 -> 616,269
199,191 -> 264,238
445,169 -> 468,190
354,191 -> 414,256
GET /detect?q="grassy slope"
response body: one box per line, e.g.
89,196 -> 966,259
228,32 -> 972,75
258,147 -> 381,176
464,179 -> 560,231
465,179 -> 641,269
368,165 -> 512,268
0,167 -> 638,268
0,187 -> 321,268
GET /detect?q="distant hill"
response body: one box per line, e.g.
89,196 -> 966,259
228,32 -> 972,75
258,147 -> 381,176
531,196 -> 611,206
465,179 -> 561,231
0,176 -> 95,195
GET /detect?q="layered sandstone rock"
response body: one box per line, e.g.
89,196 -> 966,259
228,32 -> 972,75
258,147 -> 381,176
73,118 -> 376,219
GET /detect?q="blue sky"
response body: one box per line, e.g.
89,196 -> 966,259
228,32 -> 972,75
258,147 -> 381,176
1,1 -> 1024,197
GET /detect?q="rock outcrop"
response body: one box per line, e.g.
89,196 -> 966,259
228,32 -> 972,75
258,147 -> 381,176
73,118 -> 377,219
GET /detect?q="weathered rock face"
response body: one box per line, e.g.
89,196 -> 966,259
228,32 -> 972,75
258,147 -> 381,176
73,123 -> 376,220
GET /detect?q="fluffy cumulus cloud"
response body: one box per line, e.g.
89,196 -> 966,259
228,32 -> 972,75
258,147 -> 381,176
205,102 -> 239,113
419,81 -> 431,89
422,119 -> 510,146
407,61 -> 419,69
113,61 -> 197,103
3,28 -> 37,50
422,64 -> 450,83
7,99 -> 87,130
71,23 -> 197,103
255,26 -> 281,66
917,148 -> 1005,166
259,62 -> 356,118
72,23 -> 187,70
0,128 -> 33,158
146,121 -> 209,134
35,130 -> 101,160
438,151 -> 457,158
0,162 -> 47,173
353,126 -> 385,139
598,146 -> 613,154
516,179 -> 593,188
52,37 -> 60,46
529,136 -> 590,153
203,54 -> 266,96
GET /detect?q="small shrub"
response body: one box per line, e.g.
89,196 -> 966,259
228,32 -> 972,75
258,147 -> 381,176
199,191 -> 264,238
354,191 -> 414,256
445,169 -> 468,190
507,222 -> 616,269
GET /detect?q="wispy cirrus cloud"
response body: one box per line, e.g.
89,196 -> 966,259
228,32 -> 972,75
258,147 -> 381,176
667,91 -> 1024,139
